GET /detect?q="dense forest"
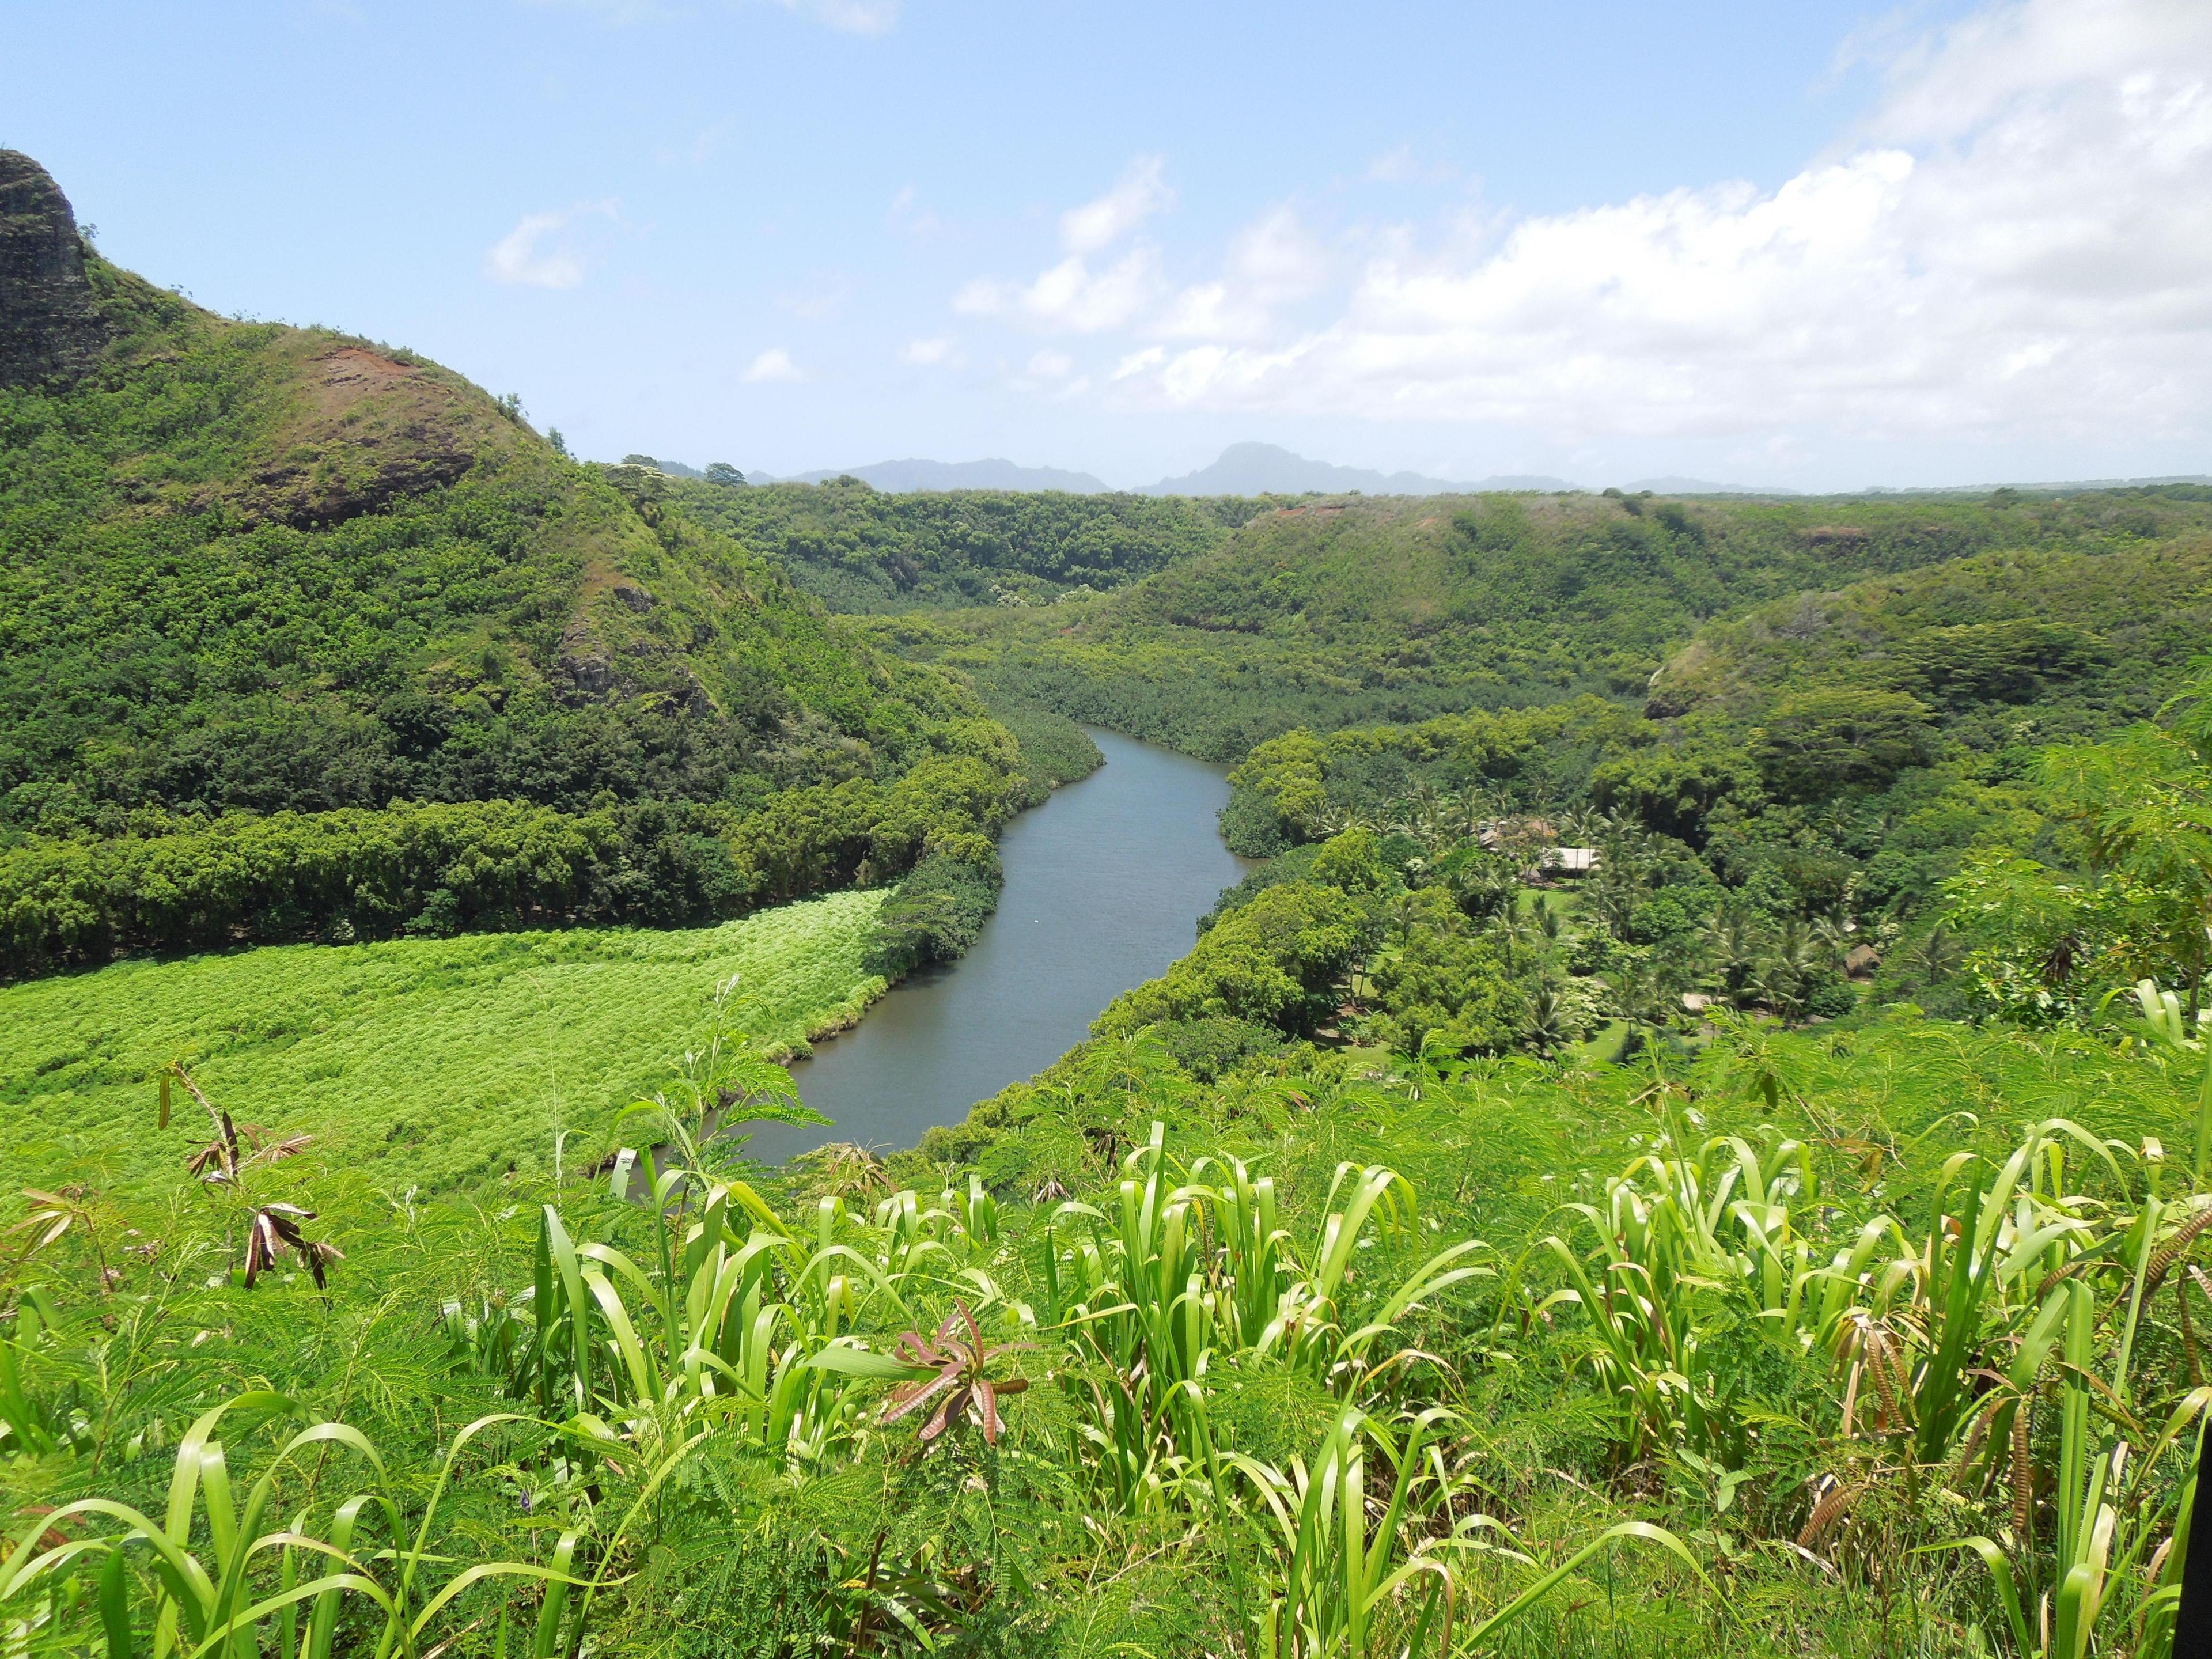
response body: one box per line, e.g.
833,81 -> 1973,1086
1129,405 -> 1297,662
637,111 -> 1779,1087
858,488 -> 2212,759
12,142 -> 2212,1659
651,470 -> 1273,611
0,171 -> 1101,976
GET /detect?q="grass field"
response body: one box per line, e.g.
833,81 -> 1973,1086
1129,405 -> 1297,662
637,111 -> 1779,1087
0,889 -> 886,1198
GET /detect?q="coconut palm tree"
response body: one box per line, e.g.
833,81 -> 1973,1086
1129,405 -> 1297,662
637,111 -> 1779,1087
1495,903 -> 1540,974
1910,923 -> 1964,986
1448,853 -> 1517,919
1609,958 -> 1677,1032
1559,805 -> 1606,846
1698,909 -> 1762,1001
1522,980 -> 1577,1054
1756,920 -> 1828,1019
1588,869 -> 1647,941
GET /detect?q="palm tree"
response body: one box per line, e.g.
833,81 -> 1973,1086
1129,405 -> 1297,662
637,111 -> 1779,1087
1495,904 -> 1539,974
1444,785 -> 1492,840
1559,806 -> 1606,846
1588,869 -> 1647,941
1522,980 -> 1575,1055
1313,802 -> 1382,839
1910,923 -> 1963,986
1311,805 -> 1356,838
1609,958 -> 1676,1032
1402,781 -> 1447,841
1698,908 -> 1763,1003
1450,854 -> 1517,920
1758,920 -> 1825,1019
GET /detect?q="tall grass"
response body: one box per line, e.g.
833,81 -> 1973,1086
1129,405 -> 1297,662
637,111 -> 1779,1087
6,1013 -> 2211,1657
0,893 -> 885,1199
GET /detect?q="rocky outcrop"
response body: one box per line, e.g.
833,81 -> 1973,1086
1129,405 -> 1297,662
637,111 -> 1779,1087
230,345 -> 490,528
0,151 -> 106,389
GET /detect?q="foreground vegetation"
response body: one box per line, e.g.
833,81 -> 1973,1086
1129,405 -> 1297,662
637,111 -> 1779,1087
5,1009 -> 2207,1657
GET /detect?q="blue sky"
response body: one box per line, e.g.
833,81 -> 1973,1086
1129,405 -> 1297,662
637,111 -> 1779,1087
10,0 -> 2210,489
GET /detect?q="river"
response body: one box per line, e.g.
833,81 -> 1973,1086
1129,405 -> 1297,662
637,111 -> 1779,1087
742,729 -> 1253,1164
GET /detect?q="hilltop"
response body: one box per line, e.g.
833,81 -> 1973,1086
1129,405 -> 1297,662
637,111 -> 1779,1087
0,151 -> 1051,975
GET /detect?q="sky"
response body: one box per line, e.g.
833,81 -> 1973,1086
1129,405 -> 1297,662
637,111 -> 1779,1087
9,0 -> 2211,491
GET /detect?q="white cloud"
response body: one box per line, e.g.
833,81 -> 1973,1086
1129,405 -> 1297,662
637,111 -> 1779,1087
1058,154 -> 1173,253
956,245 -> 1165,333
951,155 -> 1178,338
1159,205 -> 1331,340
1026,349 -> 1074,380
901,335 -> 960,366
1103,0 -> 2212,453
771,0 -> 898,34
1111,346 -> 1166,380
742,347 -> 805,384
483,201 -> 619,289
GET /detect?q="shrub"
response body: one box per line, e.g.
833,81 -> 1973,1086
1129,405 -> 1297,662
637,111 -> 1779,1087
864,851 -> 1002,979
1095,880 -> 1369,1038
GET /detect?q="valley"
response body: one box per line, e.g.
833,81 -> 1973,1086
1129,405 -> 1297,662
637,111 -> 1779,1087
6,138 -> 2212,1659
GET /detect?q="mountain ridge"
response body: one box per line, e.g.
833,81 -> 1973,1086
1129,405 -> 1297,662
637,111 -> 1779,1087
726,443 -> 1581,498
1134,443 -> 1576,497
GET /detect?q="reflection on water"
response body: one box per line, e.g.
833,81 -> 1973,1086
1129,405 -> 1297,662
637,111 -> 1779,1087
741,729 -> 1252,1164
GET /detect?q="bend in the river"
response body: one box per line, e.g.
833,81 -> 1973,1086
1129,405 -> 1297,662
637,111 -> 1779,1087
743,729 -> 1252,1163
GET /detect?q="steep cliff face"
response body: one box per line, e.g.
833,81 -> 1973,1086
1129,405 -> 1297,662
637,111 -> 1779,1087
0,150 -> 106,388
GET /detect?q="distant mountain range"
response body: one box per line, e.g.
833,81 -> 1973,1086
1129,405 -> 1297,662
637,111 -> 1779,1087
725,442 -> 1581,497
1132,442 -> 1569,497
647,441 -> 2209,501
1621,475 -> 1799,497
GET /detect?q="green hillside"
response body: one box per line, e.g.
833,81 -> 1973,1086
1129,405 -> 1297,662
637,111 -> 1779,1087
0,278 -> 959,827
0,151 -> 1048,977
660,471 -> 1272,611
868,488 -> 2212,760
1646,526 -> 2212,743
